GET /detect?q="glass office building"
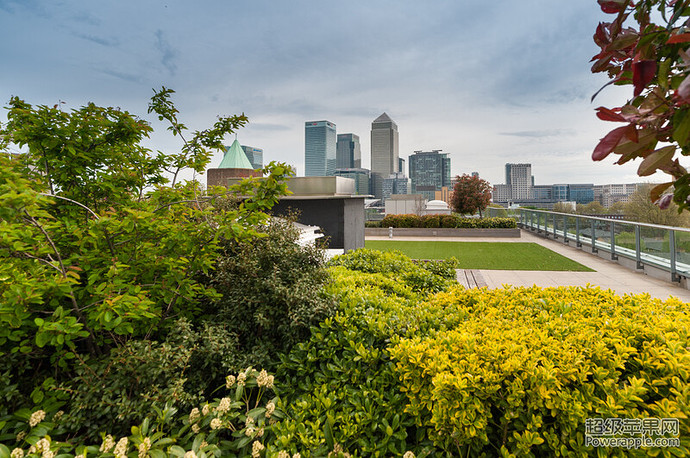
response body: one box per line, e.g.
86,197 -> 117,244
305,120 -> 336,176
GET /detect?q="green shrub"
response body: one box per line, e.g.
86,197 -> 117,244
209,218 -> 337,370
380,214 -> 516,229
392,286 -> 690,456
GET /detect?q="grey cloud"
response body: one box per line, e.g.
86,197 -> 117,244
99,68 -> 144,84
154,29 -> 177,76
74,32 -> 119,47
501,129 -> 575,138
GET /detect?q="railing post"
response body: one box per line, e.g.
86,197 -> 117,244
552,214 -> 557,239
576,217 -> 582,248
610,221 -> 618,260
591,219 -> 598,253
635,225 -> 643,269
564,216 -> 569,244
670,229 -> 680,282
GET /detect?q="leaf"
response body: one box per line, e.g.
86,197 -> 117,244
593,125 -> 632,160
595,107 -> 626,122
637,145 -> 676,176
632,60 -> 656,96
677,75 -> 690,101
598,0 -> 627,13
667,33 -> 690,44
649,182 -> 673,203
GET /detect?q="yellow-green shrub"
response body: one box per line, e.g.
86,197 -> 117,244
391,286 -> 690,456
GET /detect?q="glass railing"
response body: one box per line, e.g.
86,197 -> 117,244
501,208 -> 690,283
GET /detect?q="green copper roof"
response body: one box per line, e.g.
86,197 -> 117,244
218,139 -> 254,169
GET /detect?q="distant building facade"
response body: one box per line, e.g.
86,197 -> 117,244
505,163 -> 533,200
409,150 -> 451,201
334,168 -> 370,195
382,172 -> 409,202
207,139 -> 261,187
598,183 -> 641,207
370,113 -> 399,199
305,120 -> 336,176
336,133 -> 361,169
241,145 -> 263,170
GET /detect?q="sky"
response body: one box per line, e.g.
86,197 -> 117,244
0,0 -> 674,186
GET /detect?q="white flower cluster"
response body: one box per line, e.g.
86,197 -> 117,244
237,372 -> 247,387
28,438 -> 52,458
183,451 -> 197,458
210,418 -> 223,430
113,437 -> 128,458
256,369 -> 274,388
403,452 -> 416,458
251,441 -> 265,458
138,437 -> 151,458
265,402 -> 275,419
216,397 -> 231,414
225,374 -> 236,388
29,410 -> 46,427
188,407 -> 200,424
100,435 -> 115,453
10,448 -> 24,458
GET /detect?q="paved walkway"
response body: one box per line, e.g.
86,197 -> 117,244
366,231 -> 690,302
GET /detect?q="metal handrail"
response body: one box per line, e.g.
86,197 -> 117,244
487,207 -> 690,283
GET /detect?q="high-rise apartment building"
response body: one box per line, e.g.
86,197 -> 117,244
505,163 -> 533,200
408,150 -> 452,201
370,113 -> 399,199
241,145 -> 263,170
305,120 -> 336,176
336,134 -> 361,169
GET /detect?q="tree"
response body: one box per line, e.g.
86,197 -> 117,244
552,202 -> 576,213
0,89 -> 292,417
591,0 -> 690,211
450,174 -> 492,217
624,183 -> 690,226
576,201 -> 608,215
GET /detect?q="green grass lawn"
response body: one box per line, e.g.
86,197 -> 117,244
364,240 -> 594,271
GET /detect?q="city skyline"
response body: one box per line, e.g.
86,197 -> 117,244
0,1 -> 680,186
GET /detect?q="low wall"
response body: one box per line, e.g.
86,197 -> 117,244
365,227 -> 520,238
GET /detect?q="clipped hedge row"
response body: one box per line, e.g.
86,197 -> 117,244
378,214 -> 516,229
392,286 -> 690,456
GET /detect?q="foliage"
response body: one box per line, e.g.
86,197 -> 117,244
449,174 -> 492,217
273,250 -> 459,456
624,184 -> 690,226
209,217 -> 337,370
576,201 -> 608,215
392,285 -> 690,456
379,214 -> 516,229
0,368 -> 288,458
0,91 -> 292,440
552,202 -> 577,213
591,0 -> 690,211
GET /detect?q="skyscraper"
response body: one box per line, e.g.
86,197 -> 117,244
505,163 -> 532,200
409,150 -> 452,201
370,113 -> 399,199
336,133 -> 361,169
241,145 -> 263,170
305,120 -> 336,176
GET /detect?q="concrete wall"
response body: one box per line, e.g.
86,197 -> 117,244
273,197 -> 365,251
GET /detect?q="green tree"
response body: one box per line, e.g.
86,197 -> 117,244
552,202 -> 576,213
0,89 -> 292,414
591,0 -> 690,210
576,201 -> 607,215
624,184 -> 690,226
450,174 -> 492,217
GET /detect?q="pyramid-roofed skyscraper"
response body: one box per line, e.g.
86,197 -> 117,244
219,139 -> 254,169
370,112 -> 399,199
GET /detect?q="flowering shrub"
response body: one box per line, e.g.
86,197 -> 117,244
392,286 -> 690,456
379,214 -> 516,229
0,368 -> 292,458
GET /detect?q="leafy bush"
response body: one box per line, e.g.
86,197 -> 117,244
209,217 -> 337,370
274,250 -> 460,456
379,214 -> 516,229
392,286 -> 690,456
0,368 -> 288,458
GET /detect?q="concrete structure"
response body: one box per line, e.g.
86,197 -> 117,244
423,199 -> 451,215
336,133 -> 361,169
370,113 -> 399,199
382,172 -> 409,202
409,150 -> 451,201
384,194 -> 426,215
334,167 -> 370,195
434,186 -> 453,204
305,120 -> 336,177
206,139 -> 261,187
225,176 -> 365,252
241,145 -> 263,170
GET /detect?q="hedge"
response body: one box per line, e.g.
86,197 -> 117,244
378,214 -> 516,229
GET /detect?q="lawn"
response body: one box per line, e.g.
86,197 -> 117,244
364,240 -> 594,271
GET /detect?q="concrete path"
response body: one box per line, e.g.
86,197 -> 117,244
366,231 -> 690,302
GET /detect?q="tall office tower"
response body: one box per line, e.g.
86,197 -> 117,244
305,120 -> 337,176
370,113 -> 399,199
336,133 -> 361,169
382,172 -> 409,202
241,145 -> 263,170
398,157 -> 405,174
408,150 -> 452,201
505,163 -> 532,200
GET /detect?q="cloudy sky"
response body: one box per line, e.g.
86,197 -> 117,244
0,0 -> 669,186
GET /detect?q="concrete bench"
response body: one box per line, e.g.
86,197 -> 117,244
456,269 -> 487,289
